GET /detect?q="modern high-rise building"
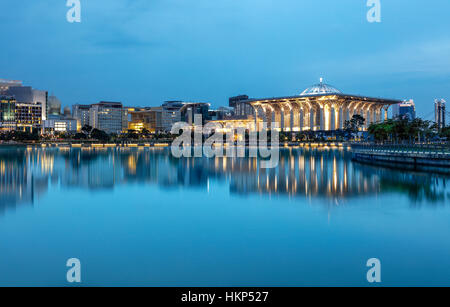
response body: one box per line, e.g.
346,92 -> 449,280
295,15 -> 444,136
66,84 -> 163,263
15,102 -> 42,132
72,104 -> 91,129
6,86 -> 48,121
229,95 -> 249,109
161,101 -> 185,132
435,99 -> 446,130
0,95 -> 16,131
234,101 -> 256,118
229,95 -> 256,118
0,95 -> 42,132
89,101 -> 128,134
182,103 -> 210,125
161,101 -> 210,132
392,99 -> 416,120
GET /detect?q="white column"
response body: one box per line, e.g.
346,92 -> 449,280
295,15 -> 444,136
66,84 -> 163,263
339,107 -> 344,129
299,108 -> 304,131
320,107 -> 325,131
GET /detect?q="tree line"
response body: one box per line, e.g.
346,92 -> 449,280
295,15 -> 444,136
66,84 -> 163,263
368,118 -> 449,143
1,119 -> 449,144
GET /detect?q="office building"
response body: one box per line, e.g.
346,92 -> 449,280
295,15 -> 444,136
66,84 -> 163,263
15,102 -> 42,132
72,104 -> 91,129
128,107 -> 163,133
229,95 -> 249,109
6,86 -> 48,121
230,95 -> 255,117
182,103 -> 210,125
43,115 -> 78,134
235,100 -> 256,118
161,101 -> 210,132
161,101 -> 184,131
0,95 -> 16,131
89,101 -> 127,134
392,99 -> 416,120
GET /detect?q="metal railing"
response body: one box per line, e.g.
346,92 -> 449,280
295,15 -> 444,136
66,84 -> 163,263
351,143 -> 450,155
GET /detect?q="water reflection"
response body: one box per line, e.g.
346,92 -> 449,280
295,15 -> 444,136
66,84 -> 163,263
0,146 -> 448,214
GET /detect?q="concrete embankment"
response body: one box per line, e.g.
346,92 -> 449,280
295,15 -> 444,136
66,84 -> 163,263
351,144 -> 450,169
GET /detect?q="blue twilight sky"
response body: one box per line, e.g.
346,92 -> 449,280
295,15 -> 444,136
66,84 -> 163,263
1,0 -> 449,119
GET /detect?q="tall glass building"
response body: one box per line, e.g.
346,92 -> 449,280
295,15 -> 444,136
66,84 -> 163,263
0,95 -> 16,131
89,102 -> 128,134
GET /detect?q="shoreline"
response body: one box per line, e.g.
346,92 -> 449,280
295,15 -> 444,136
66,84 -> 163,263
1,141 -> 449,149
0,141 -> 350,149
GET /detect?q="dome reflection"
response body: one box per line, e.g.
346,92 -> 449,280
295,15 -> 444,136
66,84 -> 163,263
0,147 -> 448,215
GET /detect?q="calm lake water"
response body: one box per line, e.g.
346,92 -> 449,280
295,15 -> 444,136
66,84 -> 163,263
0,146 -> 449,286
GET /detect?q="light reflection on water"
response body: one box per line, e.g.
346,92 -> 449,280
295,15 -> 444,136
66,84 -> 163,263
1,147 -> 448,214
0,146 -> 450,286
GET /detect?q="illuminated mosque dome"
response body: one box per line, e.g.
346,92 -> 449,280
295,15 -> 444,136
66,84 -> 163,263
300,78 -> 342,96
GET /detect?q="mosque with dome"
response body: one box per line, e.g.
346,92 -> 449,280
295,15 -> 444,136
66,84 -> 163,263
230,78 -> 401,132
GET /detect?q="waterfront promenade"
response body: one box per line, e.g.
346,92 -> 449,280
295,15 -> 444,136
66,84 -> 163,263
351,143 -> 450,169
0,140 -> 349,149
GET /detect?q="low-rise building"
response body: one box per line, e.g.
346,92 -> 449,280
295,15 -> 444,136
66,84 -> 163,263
208,116 -> 258,134
43,115 -> 78,134
128,107 -> 163,133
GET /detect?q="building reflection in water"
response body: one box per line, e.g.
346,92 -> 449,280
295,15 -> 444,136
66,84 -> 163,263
0,146 -> 448,215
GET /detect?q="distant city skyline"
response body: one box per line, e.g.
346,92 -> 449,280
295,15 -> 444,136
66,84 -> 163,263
1,0 -> 449,121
